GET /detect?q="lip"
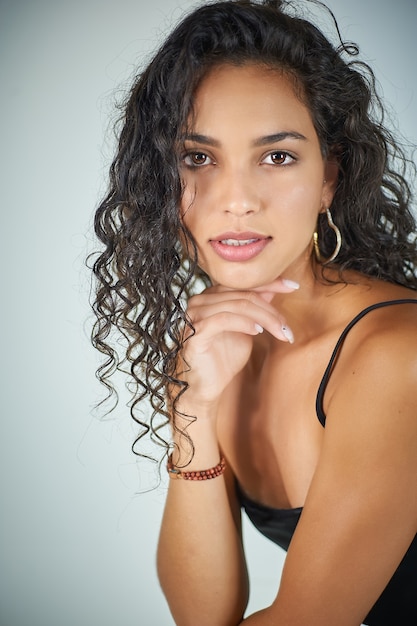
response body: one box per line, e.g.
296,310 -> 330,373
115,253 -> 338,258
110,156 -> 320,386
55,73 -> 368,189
209,231 -> 271,262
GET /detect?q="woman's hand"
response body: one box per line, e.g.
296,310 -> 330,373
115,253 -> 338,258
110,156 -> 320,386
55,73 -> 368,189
178,277 -> 299,406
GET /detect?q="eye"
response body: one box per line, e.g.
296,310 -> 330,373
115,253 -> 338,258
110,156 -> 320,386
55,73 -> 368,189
262,151 -> 295,166
183,152 -> 214,167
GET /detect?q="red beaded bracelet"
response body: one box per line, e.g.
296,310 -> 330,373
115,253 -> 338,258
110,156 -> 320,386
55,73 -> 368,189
167,454 -> 226,480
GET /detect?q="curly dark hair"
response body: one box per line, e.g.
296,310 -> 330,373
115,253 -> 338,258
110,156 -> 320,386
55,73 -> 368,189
90,0 -> 417,458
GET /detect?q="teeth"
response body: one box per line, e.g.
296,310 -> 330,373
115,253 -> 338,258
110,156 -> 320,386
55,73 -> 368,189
220,238 -> 258,246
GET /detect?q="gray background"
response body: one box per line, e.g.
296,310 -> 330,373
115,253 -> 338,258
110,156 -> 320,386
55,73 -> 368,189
1,1 -> 416,625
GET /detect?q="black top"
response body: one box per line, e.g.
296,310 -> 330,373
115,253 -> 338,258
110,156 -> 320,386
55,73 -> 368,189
237,299 -> 417,625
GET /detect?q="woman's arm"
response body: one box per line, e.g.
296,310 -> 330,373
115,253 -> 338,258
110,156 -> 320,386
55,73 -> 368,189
157,280 -> 295,626
157,408 -> 249,626
243,323 -> 417,625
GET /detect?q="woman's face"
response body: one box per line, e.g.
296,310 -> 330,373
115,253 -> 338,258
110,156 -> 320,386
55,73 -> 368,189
180,63 -> 337,289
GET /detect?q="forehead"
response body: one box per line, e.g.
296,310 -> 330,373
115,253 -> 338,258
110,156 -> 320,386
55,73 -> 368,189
190,63 -> 315,136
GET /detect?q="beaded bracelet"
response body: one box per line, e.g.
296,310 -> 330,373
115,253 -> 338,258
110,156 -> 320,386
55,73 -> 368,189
167,454 -> 226,480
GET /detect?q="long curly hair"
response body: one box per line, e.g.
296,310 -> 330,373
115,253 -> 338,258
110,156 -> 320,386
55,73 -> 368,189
90,0 -> 417,458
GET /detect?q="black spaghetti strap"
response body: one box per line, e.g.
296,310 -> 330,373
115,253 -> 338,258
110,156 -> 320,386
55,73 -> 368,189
316,299 -> 417,427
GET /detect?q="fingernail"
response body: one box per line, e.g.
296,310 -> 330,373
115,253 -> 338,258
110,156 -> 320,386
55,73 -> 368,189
282,279 -> 300,290
255,324 -> 264,334
282,325 -> 294,344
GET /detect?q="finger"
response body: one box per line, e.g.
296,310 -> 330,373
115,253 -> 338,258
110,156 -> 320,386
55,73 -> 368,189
246,279 -> 299,304
189,284 -> 293,310
202,278 -> 299,305
188,293 -> 281,323
190,311 -> 263,345
202,277 -> 298,296
188,299 -> 293,343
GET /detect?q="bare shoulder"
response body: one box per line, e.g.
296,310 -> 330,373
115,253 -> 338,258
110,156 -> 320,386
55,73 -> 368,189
324,297 -> 417,451
313,295 -> 417,514
327,296 -> 417,394
353,298 -> 417,378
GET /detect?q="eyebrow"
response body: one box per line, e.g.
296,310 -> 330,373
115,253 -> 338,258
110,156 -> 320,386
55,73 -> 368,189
183,133 -> 220,147
253,131 -> 307,146
183,131 -> 307,147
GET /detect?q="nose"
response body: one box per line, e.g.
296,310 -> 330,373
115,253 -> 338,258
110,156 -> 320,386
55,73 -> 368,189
218,168 -> 261,216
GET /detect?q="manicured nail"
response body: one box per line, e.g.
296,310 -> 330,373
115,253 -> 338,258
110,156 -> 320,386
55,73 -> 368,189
282,279 -> 300,290
282,325 -> 294,344
255,324 -> 264,334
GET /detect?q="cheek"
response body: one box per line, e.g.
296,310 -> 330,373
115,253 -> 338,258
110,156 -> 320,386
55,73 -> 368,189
179,178 -> 197,222
179,193 -> 205,264
179,179 -> 211,242
288,178 -> 323,215
267,183 -> 322,254
268,182 -> 322,221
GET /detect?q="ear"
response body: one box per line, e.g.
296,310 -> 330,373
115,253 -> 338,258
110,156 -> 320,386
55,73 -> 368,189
321,158 -> 339,211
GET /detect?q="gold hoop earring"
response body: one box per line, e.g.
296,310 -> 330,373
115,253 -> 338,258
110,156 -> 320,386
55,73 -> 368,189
313,207 -> 342,264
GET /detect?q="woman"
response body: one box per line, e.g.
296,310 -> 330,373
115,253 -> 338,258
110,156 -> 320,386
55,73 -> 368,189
91,1 -> 417,624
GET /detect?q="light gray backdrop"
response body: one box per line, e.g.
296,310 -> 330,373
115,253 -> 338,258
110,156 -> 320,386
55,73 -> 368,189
1,1 -> 416,625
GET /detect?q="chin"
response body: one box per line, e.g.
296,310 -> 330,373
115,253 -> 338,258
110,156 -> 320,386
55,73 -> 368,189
209,267 -> 279,291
